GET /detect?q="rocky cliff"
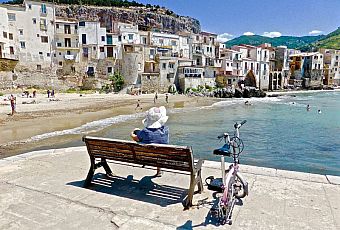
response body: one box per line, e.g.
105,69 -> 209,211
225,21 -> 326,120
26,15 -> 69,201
55,5 -> 201,34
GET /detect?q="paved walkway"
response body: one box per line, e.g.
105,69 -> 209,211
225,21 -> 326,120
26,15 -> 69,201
0,147 -> 339,229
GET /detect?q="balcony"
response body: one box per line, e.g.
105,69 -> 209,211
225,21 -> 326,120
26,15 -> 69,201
64,54 -> 75,60
0,53 -> 19,60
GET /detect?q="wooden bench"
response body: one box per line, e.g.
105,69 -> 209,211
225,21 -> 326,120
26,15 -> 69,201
82,136 -> 204,209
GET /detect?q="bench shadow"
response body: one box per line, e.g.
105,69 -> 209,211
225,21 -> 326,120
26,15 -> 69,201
67,173 -> 187,207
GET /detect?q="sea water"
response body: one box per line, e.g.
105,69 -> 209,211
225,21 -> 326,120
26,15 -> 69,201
26,91 -> 340,176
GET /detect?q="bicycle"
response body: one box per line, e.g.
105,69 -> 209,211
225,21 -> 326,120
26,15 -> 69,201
208,120 -> 248,225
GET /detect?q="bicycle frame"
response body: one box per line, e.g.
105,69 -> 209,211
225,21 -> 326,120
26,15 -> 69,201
216,120 -> 247,225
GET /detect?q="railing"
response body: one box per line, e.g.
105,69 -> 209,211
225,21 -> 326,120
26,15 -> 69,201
0,53 -> 19,60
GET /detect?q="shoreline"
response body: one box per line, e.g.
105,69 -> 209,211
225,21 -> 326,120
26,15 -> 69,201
1,88 -> 339,158
0,93 -> 218,158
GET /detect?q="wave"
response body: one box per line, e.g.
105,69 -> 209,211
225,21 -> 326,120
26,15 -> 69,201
4,112 -> 145,145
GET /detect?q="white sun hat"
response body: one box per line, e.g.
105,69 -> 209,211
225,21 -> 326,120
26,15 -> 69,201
142,106 -> 169,128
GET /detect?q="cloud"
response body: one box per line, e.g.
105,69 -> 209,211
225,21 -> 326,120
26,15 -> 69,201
263,31 -> 282,38
309,30 -> 323,35
243,32 -> 255,36
217,33 -> 234,42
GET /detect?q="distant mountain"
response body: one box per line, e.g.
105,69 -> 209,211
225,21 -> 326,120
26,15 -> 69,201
300,27 -> 340,51
225,35 -> 325,49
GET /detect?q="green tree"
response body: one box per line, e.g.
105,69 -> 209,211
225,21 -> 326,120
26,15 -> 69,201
108,72 -> 124,92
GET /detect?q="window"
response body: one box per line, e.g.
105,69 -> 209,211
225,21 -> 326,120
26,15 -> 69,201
171,40 -> 177,46
20,41 -> 26,48
47,53 -> 50,57
101,36 -> 105,42
8,13 -> 16,21
141,37 -> 147,44
82,34 -> 87,44
10,46 -> 14,54
57,42 -> 62,47
65,38 -> 71,47
83,47 -> 88,57
107,35 -> 113,45
41,36 -> 48,43
79,21 -> 85,27
40,19 -> 47,31
75,25 -> 78,30
159,39 -> 164,44
118,36 -> 122,42
169,63 -> 174,69
41,4 -> 47,14
162,63 -> 166,69
3,32 -> 7,38
100,47 -> 104,52
32,18 -> 37,24
56,24 -> 59,29
39,52 -> 43,55
59,61 -> 62,66
37,34 -> 40,37
37,65 -> 42,71
107,67 -> 113,74
107,47 -> 113,57
19,29 -> 23,35
206,47 -> 209,52
147,76 -> 151,80
93,47 -> 96,51
67,50 -> 71,55
9,33 -> 13,40
64,25 -> 71,34
128,34 -> 133,40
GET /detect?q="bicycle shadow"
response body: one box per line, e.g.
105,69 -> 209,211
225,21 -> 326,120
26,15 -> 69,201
176,192 -> 244,229
67,173 -> 186,207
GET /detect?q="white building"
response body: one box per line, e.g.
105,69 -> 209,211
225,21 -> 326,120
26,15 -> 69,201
0,1 -> 54,69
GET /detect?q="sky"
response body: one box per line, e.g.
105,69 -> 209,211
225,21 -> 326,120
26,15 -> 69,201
1,0 -> 339,42
137,0 -> 340,42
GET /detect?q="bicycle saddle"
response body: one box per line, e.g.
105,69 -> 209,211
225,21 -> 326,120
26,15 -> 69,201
213,144 -> 231,156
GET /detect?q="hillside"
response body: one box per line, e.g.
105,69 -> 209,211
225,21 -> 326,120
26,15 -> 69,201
302,27 -> 340,51
225,35 -> 324,49
2,0 -> 201,34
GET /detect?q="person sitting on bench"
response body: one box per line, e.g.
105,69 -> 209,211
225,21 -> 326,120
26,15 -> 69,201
131,106 -> 169,177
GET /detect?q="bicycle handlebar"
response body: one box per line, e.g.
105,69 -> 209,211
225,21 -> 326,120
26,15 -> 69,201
240,120 -> 247,126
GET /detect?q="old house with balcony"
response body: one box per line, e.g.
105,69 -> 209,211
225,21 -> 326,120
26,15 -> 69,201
53,18 -> 80,76
289,52 -> 324,89
320,48 -> 340,86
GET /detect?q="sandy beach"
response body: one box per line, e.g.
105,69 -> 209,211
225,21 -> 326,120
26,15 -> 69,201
0,91 -> 218,158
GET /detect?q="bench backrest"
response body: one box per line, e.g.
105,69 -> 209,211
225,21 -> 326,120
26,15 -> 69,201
83,136 -> 194,172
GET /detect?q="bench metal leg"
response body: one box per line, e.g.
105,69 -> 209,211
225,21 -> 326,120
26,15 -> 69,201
101,158 -> 113,176
84,156 -> 95,188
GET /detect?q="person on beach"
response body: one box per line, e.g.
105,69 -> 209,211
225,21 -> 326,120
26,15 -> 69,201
47,89 -> 50,98
33,90 -> 36,98
130,106 -> 169,177
51,90 -> 55,98
9,94 -> 16,115
154,92 -> 158,104
165,93 -> 169,103
135,99 -> 142,111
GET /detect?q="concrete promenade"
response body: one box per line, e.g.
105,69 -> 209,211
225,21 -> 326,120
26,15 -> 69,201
0,147 -> 339,229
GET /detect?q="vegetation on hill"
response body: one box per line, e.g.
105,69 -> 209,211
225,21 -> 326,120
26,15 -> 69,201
225,34 -> 324,49
300,27 -> 340,51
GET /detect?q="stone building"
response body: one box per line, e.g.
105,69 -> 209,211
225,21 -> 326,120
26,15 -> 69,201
320,48 -> 340,86
289,52 -> 324,89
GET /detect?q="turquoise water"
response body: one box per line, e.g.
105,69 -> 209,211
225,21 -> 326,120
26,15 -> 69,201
29,91 -> 340,176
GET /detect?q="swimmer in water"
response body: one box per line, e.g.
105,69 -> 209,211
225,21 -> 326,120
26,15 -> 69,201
307,104 -> 310,111
318,109 -> 322,114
